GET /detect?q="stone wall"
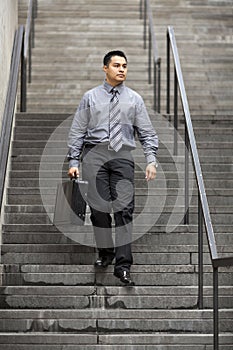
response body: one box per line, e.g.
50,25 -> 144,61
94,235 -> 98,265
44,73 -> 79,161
0,0 -> 18,128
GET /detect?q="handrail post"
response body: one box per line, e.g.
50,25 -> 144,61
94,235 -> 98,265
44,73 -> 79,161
174,67 -> 178,156
198,193 -> 204,309
153,60 -> 157,111
166,31 -> 170,118
33,0 -> 38,19
213,267 -> 219,350
139,0 -> 143,19
142,0 -> 161,114
28,31 -> 32,83
157,58 -> 161,113
143,0 -> 147,49
148,29 -> 152,84
184,122 -> 189,224
20,31 -> 27,112
32,0 -> 36,48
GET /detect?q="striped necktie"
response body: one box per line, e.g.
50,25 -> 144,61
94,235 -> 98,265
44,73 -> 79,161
109,88 -> 122,152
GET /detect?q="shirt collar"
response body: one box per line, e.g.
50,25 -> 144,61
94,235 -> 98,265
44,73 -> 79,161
103,80 -> 124,95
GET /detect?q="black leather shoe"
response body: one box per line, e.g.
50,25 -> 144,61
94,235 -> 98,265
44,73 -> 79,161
94,257 -> 113,268
114,270 -> 135,286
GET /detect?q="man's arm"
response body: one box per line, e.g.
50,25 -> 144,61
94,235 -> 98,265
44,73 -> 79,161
67,94 -> 89,176
134,99 -> 158,180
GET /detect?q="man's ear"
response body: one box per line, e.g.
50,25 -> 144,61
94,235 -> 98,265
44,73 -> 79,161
103,65 -> 108,73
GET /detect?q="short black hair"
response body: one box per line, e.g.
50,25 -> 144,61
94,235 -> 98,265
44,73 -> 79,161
103,50 -> 128,66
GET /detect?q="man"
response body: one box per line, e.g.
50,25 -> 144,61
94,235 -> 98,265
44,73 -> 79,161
67,50 -> 158,286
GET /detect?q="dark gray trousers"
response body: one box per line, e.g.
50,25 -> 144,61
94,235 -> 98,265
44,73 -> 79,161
82,144 -> 134,273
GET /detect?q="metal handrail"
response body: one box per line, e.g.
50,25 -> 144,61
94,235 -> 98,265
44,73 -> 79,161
0,26 -> 24,211
21,0 -> 37,112
167,26 -> 233,350
140,0 -> 161,113
0,0 -> 37,211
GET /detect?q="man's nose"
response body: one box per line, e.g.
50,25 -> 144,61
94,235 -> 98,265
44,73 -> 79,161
119,66 -> 125,72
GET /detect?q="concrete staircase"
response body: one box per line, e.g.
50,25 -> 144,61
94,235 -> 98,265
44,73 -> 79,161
0,0 -> 232,348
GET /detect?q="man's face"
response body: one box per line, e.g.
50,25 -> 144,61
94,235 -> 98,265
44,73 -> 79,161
103,56 -> 128,86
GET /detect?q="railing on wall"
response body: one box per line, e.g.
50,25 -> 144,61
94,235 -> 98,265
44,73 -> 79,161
21,0 -> 37,111
140,0 -> 161,113
0,0 -> 37,212
166,26 -> 233,350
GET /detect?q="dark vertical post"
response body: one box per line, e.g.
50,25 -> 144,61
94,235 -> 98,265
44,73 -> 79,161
143,0 -> 147,49
166,31 -> 170,118
28,31 -> 32,83
174,67 -> 178,156
184,122 -> 189,224
157,58 -> 161,113
34,0 -> 38,18
154,61 -> 157,111
148,29 -> 151,84
213,267 -> 219,350
20,34 -> 27,112
32,2 -> 35,48
198,193 -> 203,309
139,0 -> 143,19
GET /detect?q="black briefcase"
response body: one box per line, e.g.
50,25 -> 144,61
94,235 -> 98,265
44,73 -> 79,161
53,179 -> 88,226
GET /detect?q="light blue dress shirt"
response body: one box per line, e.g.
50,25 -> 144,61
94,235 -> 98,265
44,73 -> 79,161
68,81 -> 158,168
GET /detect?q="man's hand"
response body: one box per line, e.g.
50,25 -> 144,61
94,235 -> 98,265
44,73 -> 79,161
145,164 -> 157,181
68,167 -> 79,179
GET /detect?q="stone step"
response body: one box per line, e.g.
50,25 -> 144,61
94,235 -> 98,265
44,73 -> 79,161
6,192 -> 233,207
8,160 -> 233,173
0,332 -> 232,349
10,154 -> 233,167
2,230 -> 233,249
4,211 -> 233,226
1,229 -> 233,250
34,11 -> 140,19
10,144 -> 233,158
31,41 -> 144,50
2,227 -> 233,249
9,154 -> 233,167
2,233 -> 232,250
33,32 -> 143,41
3,199 -> 189,211
17,105 -> 230,114
8,178 -> 187,189
0,267 -> 200,288
0,285 -> 232,309
33,25 -> 145,33
14,112 -> 233,122
0,308 -> 232,333
6,185 -> 233,197
13,126 -> 233,136
1,262 -> 233,286
1,250 -> 233,270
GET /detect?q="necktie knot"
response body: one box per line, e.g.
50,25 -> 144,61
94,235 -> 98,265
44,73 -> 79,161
111,88 -> 118,99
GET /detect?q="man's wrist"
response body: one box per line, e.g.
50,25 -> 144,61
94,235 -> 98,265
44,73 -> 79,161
148,161 -> 158,168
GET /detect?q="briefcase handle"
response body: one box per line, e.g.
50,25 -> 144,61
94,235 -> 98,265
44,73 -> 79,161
70,177 -> 88,186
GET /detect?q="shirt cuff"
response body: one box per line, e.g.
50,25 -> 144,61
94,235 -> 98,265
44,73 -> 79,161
69,159 -> 79,168
146,154 -> 156,164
